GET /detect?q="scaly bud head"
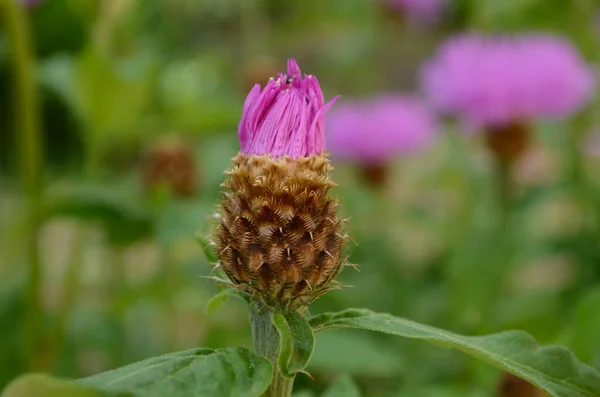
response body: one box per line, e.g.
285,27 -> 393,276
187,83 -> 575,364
215,59 -> 346,310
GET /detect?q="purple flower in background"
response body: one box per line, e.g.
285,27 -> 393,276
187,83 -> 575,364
238,59 -> 338,158
379,0 -> 445,22
327,95 -> 437,164
421,34 -> 595,127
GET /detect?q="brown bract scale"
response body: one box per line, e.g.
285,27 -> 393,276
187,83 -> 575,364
214,153 -> 348,309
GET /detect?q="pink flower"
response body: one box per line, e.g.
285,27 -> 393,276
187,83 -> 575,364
238,59 -> 338,158
379,0 -> 445,22
327,95 -> 437,164
421,34 -> 595,126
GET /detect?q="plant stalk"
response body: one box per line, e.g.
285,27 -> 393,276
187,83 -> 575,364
250,303 -> 294,397
1,0 -> 44,371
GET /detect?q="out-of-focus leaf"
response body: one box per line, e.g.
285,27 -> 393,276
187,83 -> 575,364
569,287 -> 600,365
159,57 -> 240,133
322,374 -> 360,397
310,330 -> 402,377
0,279 -> 26,389
205,288 -> 245,314
1,374 -> 112,397
196,233 -> 218,264
43,181 -> 152,245
311,309 -> 600,397
74,46 -> 154,140
154,200 -> 213,250
273,311 -> 315,379
79,347 -> 272,397
38,55 -> 76,110
30,0 -> 88,57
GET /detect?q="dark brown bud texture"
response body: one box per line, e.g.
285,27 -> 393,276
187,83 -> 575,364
214,154 -> 348,309
142,139 -> 198,198
485,120 -> 531,164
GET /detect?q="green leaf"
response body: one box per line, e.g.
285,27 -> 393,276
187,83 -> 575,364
1,374 -> 113,397
74,46 -> 154,140
310,309 -> 600,397
273,311 -> 315,379
310,330 -> 403,377
569,287 -> 600,365
78,347 -> 272,397
196,234 -> 218,264
205,289 -> 246,315
322,375 -> 361,397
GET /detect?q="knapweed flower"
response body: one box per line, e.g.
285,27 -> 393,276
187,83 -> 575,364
327,95 -> 437,164
421,34 -> 594,162
238,59 -> 338,158
378,0 -> 445,22
421,34 -> 595,126
215,59 -> 347,309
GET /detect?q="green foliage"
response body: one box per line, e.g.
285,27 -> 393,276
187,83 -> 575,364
43,181 -> 152,246
569,287 -> 600,366
310,309 -> 600,397
2,0 -> 600,395
273,311 -> 315,379
309,330 -> 403,377
196,234 -> 219,264
1,374 -> 112,397
205,289 -> 246,314
322,375 -> 361,397
79,348 -> 272,397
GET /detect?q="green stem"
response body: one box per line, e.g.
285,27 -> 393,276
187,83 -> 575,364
110,248 -> 128,367
1,0 -> 44,370
478,157 -> 513,332
250,304 -> 294,397
495,158 -> 512,228
42,226 -> 86,370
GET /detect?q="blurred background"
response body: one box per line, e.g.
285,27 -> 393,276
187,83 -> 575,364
1,0 -> 600,396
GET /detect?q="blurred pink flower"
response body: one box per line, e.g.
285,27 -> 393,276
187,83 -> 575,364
327,95 -> 437,164
379,0 -> 445,21
238,59 -> 338,158
421,34 -> 595,126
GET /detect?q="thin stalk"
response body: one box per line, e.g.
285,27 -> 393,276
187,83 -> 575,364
1,0 -> 44,370
40,226 -> 86,371
477,157 -> 513,333
110,247 -> 128,367
250,304 -> 294,397
494,159 -> 512,228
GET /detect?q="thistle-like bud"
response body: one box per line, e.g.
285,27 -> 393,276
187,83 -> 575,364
484,120 -> 530,165
214,59 -> 346,309
142,137 -> 198,198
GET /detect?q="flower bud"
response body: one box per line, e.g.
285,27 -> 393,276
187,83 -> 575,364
484,120 -> 530,164
142,137 -> 198,198
214,59 -> 347,309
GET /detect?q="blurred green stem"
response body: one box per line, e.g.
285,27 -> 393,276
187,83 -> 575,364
565,117 -> 600,291
1,0 -> 44,370
42,226 -> 86,370
495,159 -> 512,226
477,157 -> 513,332
110,247 -> 128,367
250,304 -> 294,397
